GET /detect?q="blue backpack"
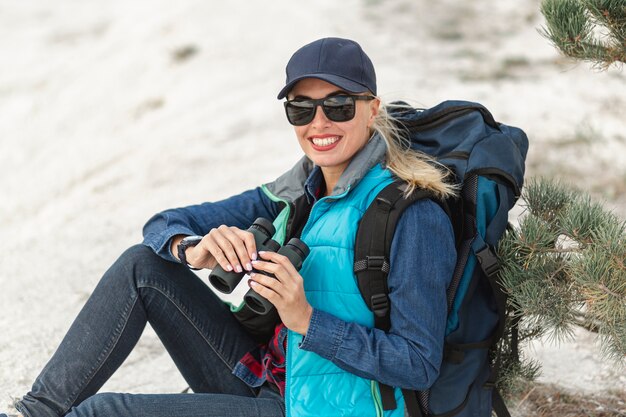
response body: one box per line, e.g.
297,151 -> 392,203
353,101 -> 529,417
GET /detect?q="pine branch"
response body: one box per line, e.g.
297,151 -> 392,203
496,177 -> 626,393
540,0 -> 626,68
586,0 -> 626,44
572,309 -> 602,332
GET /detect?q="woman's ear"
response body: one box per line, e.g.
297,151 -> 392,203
368,97 -> 381,128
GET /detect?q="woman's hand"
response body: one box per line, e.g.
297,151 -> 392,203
248,251 -> 313,335
176,226 -> 258,272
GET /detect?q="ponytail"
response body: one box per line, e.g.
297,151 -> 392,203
371,102 -> 458,199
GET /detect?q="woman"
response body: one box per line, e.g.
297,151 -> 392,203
6,37 -> 457,417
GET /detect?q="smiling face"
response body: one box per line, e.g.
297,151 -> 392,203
288,78 -> 380,189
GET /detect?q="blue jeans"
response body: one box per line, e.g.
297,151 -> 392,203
15,245 -> 284,417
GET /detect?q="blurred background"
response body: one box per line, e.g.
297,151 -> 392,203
1,0 -> 624,412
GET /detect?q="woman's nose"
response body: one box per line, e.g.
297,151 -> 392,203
310,104 -> 332,128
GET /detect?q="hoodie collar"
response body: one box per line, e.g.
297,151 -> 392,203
264,133 -> 387,203
329,133 -> 387,197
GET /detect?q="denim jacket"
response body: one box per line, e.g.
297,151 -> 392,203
142,144 -> 456,404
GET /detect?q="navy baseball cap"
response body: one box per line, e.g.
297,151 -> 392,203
277,37 -> 377,99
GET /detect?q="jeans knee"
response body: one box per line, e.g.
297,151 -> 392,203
99,244 -> 166,290
68,393 -> 118,417
118,244 -> 159,267
115,244 -> 171,276
114,243 -> 192,284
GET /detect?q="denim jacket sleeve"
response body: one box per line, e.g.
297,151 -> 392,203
299,199 -> 456,390
141,187 -> 282,262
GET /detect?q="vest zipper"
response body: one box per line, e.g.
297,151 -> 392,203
284,193 -> 343,417
300,187 -> 351,238
285,329 -> 291,417
371,381 -> 384,417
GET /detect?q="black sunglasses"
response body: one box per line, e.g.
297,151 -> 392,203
284,94 -> 376,126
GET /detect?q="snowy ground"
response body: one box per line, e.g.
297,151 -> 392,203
1,0 -> 624,412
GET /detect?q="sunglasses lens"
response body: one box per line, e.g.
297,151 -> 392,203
284,95 -> 360,126
323,96 -> 355,122
286,101 -> 315,126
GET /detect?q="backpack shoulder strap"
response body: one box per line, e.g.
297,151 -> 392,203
354,180 -> 435,330
353,180 -> 438,412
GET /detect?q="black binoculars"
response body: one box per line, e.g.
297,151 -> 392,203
208,217 -> 310,315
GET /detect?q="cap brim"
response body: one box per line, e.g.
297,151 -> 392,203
277,73 -> 370,99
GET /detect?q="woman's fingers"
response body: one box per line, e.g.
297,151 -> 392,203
254,251 -> 298,276
180,225 -> 259,272
250,252 -> 300,292
248,251 -> 312,335
249,272 -> 280,292
201,226 -> 257,272
202,231 -> 235,271
234,228 -> 258,261
217,225 -> 255,271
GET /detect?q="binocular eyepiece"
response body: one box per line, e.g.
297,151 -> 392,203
208,217 -> 310,315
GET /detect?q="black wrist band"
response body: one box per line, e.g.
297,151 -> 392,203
177,236 -> 203,270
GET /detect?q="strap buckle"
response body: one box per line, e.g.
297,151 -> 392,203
371,293 -> 390,318
353,256 -> 390,274
366,255 -> 385,270
483,381 -> 496,389
376,196 -> 393,213
475,246 -> 499,278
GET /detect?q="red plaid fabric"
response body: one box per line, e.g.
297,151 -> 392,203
237,322 -> 287,395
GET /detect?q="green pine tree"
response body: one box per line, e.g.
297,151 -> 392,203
540,0 -> 626,68
496,178 -> 625,396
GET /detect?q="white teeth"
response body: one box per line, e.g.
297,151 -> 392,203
311,136 -> 339,146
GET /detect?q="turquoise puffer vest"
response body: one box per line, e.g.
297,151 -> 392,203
266,163 -> 405,417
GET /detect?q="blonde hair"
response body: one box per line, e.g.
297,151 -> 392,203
371,102 -> 458,199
